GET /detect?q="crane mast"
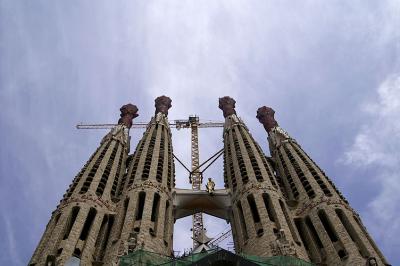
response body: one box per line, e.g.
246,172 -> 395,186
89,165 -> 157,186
190,116 -> 203,249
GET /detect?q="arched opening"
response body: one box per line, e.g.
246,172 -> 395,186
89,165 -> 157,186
173,214 -> 234,257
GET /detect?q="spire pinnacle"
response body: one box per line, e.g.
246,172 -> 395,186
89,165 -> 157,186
118,103 -> 139,128
256,106 -> 278,132
155,95 -> 172,116
218,96 -> 236,118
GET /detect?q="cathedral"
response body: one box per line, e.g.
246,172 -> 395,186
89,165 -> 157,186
29,96 -> 389,265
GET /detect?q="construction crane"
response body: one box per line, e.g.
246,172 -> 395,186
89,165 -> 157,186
76,116 -> 224,249
209,228 -> 232,247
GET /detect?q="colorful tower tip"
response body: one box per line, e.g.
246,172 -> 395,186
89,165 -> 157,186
256,106 -> 278,132
118,103 -> 139,128
155,95 -> 172,116
218,96 -> 236,118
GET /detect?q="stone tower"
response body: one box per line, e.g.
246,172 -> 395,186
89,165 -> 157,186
103,96 -> 175,263
219,96 -> 308,260
29,104 -> 139,265
256,106 -> 389,265
30,96 -> 389,266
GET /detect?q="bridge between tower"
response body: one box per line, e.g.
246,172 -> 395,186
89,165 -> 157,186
172,189 -> 232,221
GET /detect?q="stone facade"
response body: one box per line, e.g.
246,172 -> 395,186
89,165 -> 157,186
219,97 -> 308,260
257,105 -> 389,265
30,96 -> 389,266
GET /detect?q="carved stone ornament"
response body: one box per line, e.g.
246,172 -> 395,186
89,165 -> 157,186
155,95 -> 172,116
270,229 -> 297,256
256,106 -> 278,132
218,96 -> 237,118
118,103 -> 139,128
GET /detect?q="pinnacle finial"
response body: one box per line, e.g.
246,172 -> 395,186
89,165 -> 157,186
118,103 -> 139,128
155,96 -> 172,116
256,106 -> 278,132
218,96 -> 236,118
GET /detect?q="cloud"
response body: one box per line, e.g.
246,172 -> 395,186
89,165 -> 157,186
341,74 -> 400,259
1,214 -> 22,265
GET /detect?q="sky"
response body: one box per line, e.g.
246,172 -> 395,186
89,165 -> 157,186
0,0 -> 399,265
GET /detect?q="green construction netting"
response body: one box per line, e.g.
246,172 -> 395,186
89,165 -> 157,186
242,254 -> 314,266
119,248 -> 315,266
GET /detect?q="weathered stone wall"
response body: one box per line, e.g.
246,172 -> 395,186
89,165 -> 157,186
221,110 -> 308,261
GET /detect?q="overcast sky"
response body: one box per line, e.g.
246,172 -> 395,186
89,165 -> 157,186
0,1 -> 399,265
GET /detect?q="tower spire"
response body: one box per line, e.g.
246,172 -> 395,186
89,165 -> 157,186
106,96 -> 175,261
257,105 -> 389,265
29,103 -> 138,266
219,97 -> 308,259
118,103 -> 139,128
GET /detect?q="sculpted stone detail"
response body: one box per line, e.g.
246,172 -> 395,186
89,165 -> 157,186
127,180 -> 170,196
118,103 -> 139,128
219,96 -> 237,118
155,95 -> 172,116
59,193 -> 116,212
232,181 -> 279,203
295,195 -> 353,216
256,106 -> 278,132
270,229 -> 297,256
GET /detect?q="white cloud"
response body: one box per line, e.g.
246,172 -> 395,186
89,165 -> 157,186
342,74 -> 400,257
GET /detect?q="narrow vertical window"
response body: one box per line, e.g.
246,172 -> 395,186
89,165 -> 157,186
247,194 -> 260,223
262,193 -> 276,223
163,200 -> 170,245
136,192 -> 146,220
336,209 -> 369,257
117,198 -> 129,240
237,202 -> 249,241
295,218 -> 321,263
150,193 -> 161,236
295,218 -> 310,251
63,207 -> 80,240
99,215 -> 114,261
305,217 -> 323,249
318,210 -> 338,242
279,200 -> 300,245
79,208 -> 97,241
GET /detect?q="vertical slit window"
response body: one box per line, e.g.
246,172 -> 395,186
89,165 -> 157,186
156,129 -> 165,183
150,193 -> 161,236
226,135 -> 237,191
79,208 -> 97,241
295,218 -> 310,251
127,138 -> 146,188
283,146 -> 315,198
292,144 -> 332,197
336,209 -> 369,258
318,210 -> 338,242
163,201 -> 170,245
96,143 -> 119,196
80,142 -> 111,194
142,125 -> 158,181
136,192 -> 146,220
99,215 -> 114,261
111,146 -> 124,199
237,202 -> 249,241
167,137 -> 173,190
247,194 -> 260,223
232,128 -> 249,184
151,193 -> 160,222
117,198 -> 129,240
278,149 -> 299,199
63,207 -> 80,240
262,193 -> 276,223
279,200 -> 300,245
240,128 -> 263,182
305,217 -> 323,249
